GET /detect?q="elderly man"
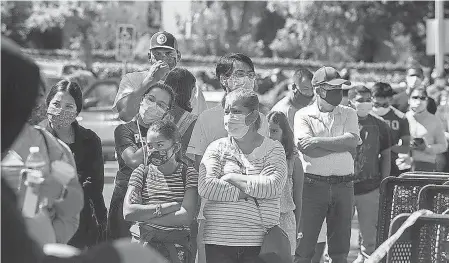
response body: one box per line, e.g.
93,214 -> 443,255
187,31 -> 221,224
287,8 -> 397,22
294,66 -> 359,263
271,67 -> 314,129
113,31 -> 207,121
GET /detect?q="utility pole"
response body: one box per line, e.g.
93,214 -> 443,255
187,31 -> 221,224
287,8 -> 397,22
435,0 -> 445,76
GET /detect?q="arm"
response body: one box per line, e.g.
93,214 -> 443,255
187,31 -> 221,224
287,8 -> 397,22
223,143 -> 288,199
379,121 -> 392,179
312,133 -> 358,153
424,121 -> 449,155
88,135 -> 107,224
116,75 -> 158,122
123,165 -> 181,222
392,118 -> 411,154
292,156 -> 304,233
198,143 -> 240,202
121,147 -> 145,170
52,213 -> 80,244
114,125 -> 145,169
380,148 -> 391,179
147,188 -> 198,227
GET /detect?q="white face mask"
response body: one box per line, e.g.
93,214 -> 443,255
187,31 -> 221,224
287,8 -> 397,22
224,112 -> 254,139
409,98 -> 427,113
372,106 -> 390,116
354,102 -> 373,118
228,76 -> 255,92
139,100 -> 165,125
406,76 -> 422,89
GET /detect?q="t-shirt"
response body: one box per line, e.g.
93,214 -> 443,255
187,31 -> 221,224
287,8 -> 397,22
112,70 -> 207,116
114,121 -> 148,185
186,105 -> 269,158
128,163 -> 198,205
271,95 -> 314,130
374,106 -> 410,177
354,114 -> 392,195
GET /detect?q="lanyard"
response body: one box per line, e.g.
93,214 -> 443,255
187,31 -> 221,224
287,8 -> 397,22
136,119 -> 148,165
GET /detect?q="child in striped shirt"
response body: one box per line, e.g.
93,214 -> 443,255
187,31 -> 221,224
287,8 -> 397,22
123,120 -> 198,262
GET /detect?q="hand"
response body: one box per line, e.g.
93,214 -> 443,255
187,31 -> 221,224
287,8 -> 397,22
220,173 -> 233,182
38,175 -> 65,202
143,61 -> 170,86
297,137 -> 319,151
411,141 -> 426,151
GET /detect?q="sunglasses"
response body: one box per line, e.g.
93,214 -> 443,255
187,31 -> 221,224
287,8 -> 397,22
411,96 -> 427,100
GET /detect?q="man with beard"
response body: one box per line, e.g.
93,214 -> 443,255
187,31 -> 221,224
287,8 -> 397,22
113,31 -> 207,122
271,68 -> 314,129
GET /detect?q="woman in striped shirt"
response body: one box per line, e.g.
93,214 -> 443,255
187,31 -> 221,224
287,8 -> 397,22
198,89 -> 288,263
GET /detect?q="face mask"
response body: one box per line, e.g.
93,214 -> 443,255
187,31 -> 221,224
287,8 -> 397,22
147,146 -> 176,166
224,112 -> 254,139
292,85 -> 314,105
354,102 -> 373,117
372,106 -> 390,116
227,76 -> 255,92
406,76 -> 422,89
139,100 -> 166,125
319,88 -> 343,106
47,106 -> 77,129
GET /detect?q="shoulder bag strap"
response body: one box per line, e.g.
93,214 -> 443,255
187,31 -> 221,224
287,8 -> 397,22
253,197 -> 267,233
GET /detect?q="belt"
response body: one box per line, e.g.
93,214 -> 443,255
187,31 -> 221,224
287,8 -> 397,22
305,173 -> 354,184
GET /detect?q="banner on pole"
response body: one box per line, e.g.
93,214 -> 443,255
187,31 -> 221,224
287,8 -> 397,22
116,24 -> 137,62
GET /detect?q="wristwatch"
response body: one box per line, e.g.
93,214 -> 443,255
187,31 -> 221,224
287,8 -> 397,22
153,204 -> 162,217
55,186 -> 68,202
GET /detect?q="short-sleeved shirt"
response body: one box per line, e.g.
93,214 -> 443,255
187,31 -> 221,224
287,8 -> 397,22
114,121 -> 148,184
373,106 -> 410,177
112,70 -> 207,116
271,97 -> 298,129
294,101 -> 360,176
128,163 -> 198,205
354,114 -> 392,195
186,105 -> 269,158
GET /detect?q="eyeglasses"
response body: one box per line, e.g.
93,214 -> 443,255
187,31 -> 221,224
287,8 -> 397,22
230,70 -> 256,80
373,102 -> 389,108
150,50 -> 178,59
143,94 -> 170,112
411,96 -> 427,101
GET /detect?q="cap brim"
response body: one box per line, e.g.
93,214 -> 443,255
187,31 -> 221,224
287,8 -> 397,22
149,45 -> 176,51
324,79 -> 351,86
342,84 -> 353,90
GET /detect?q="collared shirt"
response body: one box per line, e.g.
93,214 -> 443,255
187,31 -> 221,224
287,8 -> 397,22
294,101 -> 360,176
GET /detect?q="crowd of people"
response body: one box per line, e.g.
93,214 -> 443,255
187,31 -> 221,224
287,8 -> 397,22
2,29 -> 449,263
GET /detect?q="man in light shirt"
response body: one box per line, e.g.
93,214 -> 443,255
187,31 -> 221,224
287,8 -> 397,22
113,31 -> 207,122
187,53 -> 269,170
271,67 -> 314,129
294,66 -> 359,263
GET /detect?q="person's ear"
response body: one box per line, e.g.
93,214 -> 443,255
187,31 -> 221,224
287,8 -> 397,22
220,75 -> 228,90
173,142 -> 182,153
176,51 -> 181,62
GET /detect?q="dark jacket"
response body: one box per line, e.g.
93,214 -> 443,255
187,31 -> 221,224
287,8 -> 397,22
40,119 -> 107,247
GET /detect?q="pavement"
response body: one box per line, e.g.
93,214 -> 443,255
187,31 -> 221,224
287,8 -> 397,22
102,161 -> 360,262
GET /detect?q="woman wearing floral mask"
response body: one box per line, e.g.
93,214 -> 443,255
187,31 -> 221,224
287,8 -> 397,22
198,89 -> 287,263
39,80 -> 108,249
107,83 -> 175,240
405,87 -> 447,172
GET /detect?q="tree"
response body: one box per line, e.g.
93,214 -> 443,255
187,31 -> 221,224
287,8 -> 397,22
1,1 -> 33,46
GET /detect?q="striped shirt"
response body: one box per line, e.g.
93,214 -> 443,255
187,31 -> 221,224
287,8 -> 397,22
129,163 -> 198,205
198,137 -> 287,246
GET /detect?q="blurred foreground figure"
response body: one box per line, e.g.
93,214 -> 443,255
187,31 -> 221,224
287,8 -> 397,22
1,36 -> 168,263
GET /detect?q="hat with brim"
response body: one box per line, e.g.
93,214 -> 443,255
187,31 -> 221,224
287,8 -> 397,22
312,66 -> 351,88
149,31 -> 178,51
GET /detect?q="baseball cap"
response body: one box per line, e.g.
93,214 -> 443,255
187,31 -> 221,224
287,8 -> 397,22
312,66 -> 351,88
149,31 -> 178,51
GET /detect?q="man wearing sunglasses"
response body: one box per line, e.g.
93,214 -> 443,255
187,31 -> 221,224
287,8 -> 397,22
271,67 -> 314,129
113,31 -> 207,122
392,67 -> 425,113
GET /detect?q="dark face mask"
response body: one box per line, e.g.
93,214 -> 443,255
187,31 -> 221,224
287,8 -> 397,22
293,89 -> 314,105
147,145 -> 177,166
319,88 -> 343,106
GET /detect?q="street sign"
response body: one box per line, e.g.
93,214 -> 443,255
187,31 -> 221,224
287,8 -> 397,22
116,24 -> 137,62
426,19 -> 449,55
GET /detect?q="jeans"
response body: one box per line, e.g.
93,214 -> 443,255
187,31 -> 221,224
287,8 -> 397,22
354,188 -> 380,255
205,245 -> 261,263
412,161 -> 436,172
294,177 -> 354,263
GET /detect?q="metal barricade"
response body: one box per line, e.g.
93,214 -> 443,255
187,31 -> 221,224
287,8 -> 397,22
418,185 -> 449,214
399,172 -> 449,180
386,214 -> 449,263
376,176 -> 448,263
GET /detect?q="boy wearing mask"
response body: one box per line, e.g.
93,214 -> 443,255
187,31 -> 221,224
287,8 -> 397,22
392,67 -> 424,113
371,82 -> 411,177
351,85 -> 392,262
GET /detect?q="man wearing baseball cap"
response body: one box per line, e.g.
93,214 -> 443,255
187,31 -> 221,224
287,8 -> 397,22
113,31 -> 207,122
294,66 -> 360,263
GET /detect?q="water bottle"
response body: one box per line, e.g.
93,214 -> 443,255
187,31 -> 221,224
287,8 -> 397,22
22,146 -> 46,218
